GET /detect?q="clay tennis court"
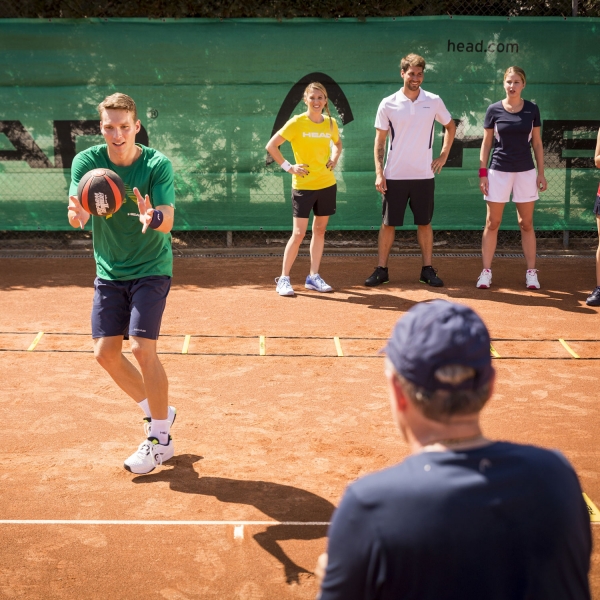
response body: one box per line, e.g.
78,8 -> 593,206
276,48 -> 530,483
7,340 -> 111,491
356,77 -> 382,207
1,254 -> 599,599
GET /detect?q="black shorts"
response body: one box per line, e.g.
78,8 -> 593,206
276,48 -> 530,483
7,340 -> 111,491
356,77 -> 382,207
292,184 -> 337,218
382,179 -> 435,226
91,275 -> 171,341
594,193 -> 600,215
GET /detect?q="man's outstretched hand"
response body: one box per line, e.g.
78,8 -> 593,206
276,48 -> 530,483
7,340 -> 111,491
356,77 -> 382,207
68,195 -> 90,229
134,187 -> 154,234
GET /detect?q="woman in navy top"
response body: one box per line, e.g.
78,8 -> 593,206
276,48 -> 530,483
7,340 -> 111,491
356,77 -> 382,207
587,129 -> 600,306
477,66 -> 547,290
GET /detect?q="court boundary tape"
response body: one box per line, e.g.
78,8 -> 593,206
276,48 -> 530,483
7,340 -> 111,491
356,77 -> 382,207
3,332 -> 600,342
2,333 -> 600,360
3,349 -> 600,360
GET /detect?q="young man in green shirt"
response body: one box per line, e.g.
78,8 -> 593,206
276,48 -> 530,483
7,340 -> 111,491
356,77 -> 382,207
67,93 -> 177,474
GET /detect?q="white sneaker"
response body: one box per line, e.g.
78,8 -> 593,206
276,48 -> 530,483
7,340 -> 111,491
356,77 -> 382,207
305,273 -> 333,293
123,436 -> 174,474
143,405 -> 177,437
526,269 -> 540,289
275,276 -> 295,296
476,269 -> 492,289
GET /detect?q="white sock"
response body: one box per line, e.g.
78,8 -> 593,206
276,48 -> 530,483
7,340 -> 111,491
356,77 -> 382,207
150,419 -> 170,445
138,399 -> 151,418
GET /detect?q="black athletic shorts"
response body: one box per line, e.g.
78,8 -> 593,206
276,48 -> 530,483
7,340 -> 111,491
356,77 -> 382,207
594,188 -> 600,215
91,275 -> 171,341
292,184 -> 337,218
382,179 -> 435,226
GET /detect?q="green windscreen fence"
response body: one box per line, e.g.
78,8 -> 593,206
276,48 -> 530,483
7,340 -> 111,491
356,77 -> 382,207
0,17 -> 598,232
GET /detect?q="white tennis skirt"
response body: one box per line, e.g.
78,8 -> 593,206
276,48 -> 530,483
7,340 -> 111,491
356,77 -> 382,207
484,168 -> 539,203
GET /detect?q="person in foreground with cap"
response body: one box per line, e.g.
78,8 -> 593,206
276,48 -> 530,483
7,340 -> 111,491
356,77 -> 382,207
316,300 -> 591,600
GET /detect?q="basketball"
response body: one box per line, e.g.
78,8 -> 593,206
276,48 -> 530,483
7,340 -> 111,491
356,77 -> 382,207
77,168 -> 126,216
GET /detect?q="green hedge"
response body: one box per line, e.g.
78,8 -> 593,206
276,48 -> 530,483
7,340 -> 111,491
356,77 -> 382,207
1,0 -> 599,19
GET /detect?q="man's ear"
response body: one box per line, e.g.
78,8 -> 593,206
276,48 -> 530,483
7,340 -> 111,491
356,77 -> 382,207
391,374 -> 409,413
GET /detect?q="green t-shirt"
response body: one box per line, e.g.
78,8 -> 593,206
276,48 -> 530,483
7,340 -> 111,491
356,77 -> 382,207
69,144 -> 175,281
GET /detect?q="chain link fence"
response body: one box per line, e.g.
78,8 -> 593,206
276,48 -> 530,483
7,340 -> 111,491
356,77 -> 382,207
0,0 -> 598,18
1,229 -> 597,254
1,2 -> 598,253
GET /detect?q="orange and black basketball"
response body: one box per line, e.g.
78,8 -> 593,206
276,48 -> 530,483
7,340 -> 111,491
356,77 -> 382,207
77,169 -> 125,216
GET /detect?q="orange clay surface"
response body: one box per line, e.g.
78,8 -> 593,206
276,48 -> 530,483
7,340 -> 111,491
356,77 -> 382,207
0,255 -> 599,599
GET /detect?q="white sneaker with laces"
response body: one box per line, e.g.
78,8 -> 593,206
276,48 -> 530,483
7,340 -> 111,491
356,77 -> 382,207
143,405 -> 177,437
123,436 -> 174,474
275,276 -> 295,296
305,273 -> 333,293
526,269 -> 540,289
476,269 -> 492,289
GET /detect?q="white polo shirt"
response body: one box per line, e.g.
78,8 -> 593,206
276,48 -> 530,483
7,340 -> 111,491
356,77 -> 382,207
374,88 -> 452,180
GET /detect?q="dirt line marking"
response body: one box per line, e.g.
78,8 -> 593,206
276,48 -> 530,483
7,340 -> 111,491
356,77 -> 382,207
558,339 -> 580,359
334,337 -> 344,357
584,494 -> 600,523
259,335 -> 266,356
27,332 -> 44,351
490,344 -> 501,358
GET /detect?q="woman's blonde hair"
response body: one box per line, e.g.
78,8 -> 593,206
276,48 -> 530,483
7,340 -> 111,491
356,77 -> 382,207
304,82 -> 333,131
504,66 -> 526,85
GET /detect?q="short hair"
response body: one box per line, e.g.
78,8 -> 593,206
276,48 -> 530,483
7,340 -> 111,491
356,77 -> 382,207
97,93 -> 138,122
504,66 -> 526,85
387,358 -> 492,423
400,53 -> 426,72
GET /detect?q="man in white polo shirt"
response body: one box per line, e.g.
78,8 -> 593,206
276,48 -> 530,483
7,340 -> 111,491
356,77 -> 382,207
365,53 -> 456,288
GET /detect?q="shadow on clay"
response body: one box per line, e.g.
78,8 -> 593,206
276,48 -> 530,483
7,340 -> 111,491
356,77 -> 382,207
132,453 -> 334,585
295,289 -> 418,312
294,283 -> 597,315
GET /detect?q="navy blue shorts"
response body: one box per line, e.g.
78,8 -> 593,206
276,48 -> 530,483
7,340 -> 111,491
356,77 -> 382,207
91,276 -> 171,340
594,192 -> 600,215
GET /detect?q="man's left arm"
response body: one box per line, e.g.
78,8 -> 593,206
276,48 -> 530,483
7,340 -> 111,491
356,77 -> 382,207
317,488 -> 384,600
431,98 -> 456,174
432,119 -> 456,174
136,158 -> 175,234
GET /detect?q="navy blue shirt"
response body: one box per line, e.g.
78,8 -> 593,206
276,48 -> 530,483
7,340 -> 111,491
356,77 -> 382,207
484,100 -> 542,172
320,442 -> 591,600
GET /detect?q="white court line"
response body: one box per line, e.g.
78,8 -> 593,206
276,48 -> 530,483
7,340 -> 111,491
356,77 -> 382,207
0,520 -> 330,526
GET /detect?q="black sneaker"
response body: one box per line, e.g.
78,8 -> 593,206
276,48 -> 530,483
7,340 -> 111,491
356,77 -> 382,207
586,286 -> 600,306
420,266 -> 444,287
365,266 -> 389,287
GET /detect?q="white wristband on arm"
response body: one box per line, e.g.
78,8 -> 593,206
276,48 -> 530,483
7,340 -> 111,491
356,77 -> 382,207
281,160 -> 292,172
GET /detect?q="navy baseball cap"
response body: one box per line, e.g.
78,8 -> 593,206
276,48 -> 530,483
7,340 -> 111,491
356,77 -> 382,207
383,300 -> 494,392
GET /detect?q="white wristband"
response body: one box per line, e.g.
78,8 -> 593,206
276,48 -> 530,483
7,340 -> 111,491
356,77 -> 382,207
281,160 -> 292,172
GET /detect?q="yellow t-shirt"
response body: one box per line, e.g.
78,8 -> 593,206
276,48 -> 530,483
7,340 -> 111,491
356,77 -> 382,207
278,114 -> 340,191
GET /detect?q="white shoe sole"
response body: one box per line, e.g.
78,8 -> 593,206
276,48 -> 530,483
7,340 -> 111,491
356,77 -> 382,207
305,284 -> 333,293
277,289 -> 295,296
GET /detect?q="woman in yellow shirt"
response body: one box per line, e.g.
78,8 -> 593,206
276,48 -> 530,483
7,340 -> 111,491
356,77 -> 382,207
266,82 -> 343,296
